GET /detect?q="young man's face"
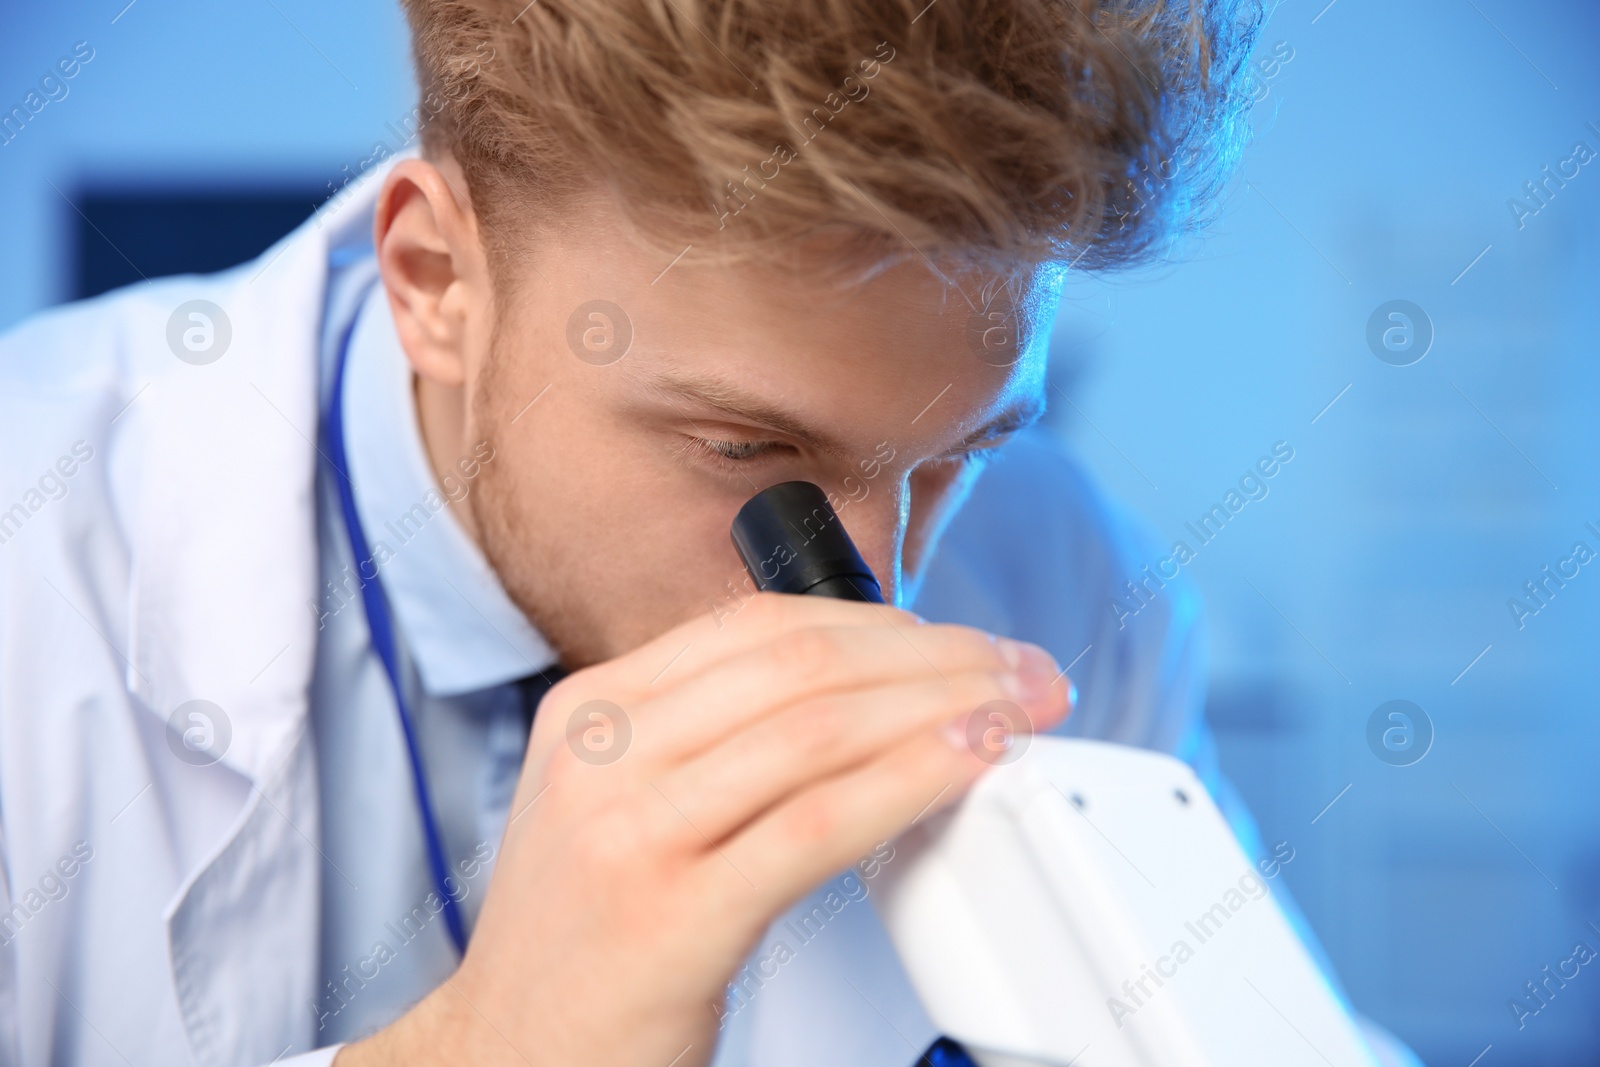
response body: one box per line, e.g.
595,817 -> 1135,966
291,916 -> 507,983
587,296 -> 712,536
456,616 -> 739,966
381,159 -> 1061,669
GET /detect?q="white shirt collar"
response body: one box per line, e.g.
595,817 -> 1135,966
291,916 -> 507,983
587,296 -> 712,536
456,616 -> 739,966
342,275 -> 560,696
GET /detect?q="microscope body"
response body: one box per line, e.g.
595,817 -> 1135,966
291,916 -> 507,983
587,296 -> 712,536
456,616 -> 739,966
872,737 -> 1378,1067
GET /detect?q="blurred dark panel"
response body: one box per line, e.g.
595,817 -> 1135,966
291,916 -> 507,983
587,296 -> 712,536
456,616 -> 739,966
71,189 -> 326,300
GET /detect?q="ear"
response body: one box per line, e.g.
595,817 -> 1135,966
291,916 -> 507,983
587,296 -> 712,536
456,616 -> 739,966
372,156 -> 491,388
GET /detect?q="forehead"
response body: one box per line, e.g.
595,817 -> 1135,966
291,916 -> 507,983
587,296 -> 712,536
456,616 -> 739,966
523,208 -> 1061,453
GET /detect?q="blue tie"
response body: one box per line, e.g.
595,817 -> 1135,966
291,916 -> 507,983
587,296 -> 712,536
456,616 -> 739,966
917,1037 -> 981,1066
516,663 -> 568,729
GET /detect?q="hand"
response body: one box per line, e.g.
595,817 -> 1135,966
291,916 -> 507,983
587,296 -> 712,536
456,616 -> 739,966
337,592 -> 1071,1067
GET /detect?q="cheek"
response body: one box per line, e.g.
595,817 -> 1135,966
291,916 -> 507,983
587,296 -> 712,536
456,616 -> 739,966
476,406 -> 760,654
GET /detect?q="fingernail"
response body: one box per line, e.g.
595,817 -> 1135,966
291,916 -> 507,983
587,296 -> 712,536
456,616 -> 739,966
1002,643 -> 1061,704
996,637 -> 1027,671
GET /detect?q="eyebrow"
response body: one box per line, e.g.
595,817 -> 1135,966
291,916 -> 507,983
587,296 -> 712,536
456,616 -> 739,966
638,369 -> 1046,461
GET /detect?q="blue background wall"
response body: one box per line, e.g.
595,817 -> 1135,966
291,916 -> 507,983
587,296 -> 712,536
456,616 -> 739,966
3,1 -> 1597,1062
1047,3 -> 1600,1061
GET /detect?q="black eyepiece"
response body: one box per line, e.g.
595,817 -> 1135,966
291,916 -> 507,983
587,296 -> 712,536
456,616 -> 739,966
729,481 -> 885,604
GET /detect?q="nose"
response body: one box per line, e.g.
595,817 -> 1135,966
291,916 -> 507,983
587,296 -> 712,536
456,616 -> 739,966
828,458 -> 975,609
831,480 -> 908,606
870,457 -> 979,607
729,451 -> 980,614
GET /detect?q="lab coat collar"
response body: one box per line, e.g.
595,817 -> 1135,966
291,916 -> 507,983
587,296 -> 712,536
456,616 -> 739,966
105,157 -> 410,1067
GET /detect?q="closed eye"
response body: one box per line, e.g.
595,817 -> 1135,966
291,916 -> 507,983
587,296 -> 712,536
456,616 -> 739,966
676,434 -> 1014,471
675,436 -> 787,466
698,438 -> 780,462
948,433 -> 1016,465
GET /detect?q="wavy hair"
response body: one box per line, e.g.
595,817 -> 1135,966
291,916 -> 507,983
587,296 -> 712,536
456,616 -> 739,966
401,0 -> 1263,278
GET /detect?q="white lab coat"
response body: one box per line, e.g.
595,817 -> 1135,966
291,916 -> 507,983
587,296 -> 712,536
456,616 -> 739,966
0,155 -> 1388,1067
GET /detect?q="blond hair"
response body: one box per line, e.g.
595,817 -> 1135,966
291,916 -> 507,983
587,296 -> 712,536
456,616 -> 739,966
401,0 -> 1261,278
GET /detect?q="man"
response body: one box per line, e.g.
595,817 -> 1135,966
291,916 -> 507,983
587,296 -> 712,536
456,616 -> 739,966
0,0 -> 1417,1063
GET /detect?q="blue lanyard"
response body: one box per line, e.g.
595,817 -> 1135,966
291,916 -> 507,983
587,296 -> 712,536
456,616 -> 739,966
323,287 -> 470,957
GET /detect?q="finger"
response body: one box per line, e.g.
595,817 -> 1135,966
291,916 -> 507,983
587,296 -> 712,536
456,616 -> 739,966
715,727 -> 990,916
531,607 -> 1059,784
651,662 -> 1071,842
612,619 -> 1051,767
565,591 -> 924,697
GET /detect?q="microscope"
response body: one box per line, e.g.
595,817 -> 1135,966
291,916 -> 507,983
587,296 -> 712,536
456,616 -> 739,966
730,481 -> 1378,1067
